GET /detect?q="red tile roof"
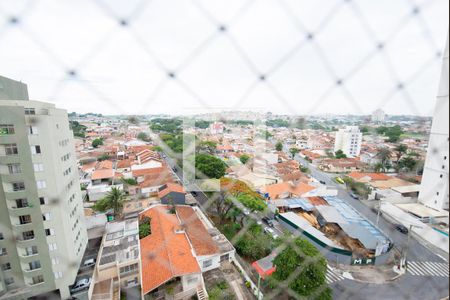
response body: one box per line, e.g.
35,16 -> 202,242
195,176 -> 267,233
176,206 -> 219,256
140,206 -> 201,295
347,172 -> 391,181
91,169 -> 114,180
158,183 -> 185,198
261,182 -> 316,200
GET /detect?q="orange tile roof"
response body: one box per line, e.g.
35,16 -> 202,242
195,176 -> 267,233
81,161 -> 97,172
261,182 -> 316,200
176,206 -> 219,256
348,172 -> 391,181
158,183 -> 185,198
132,166 -> 169,177
116,159 -> 132,169
139,170 -> 175,188
96,160 -> 113,170
140,206 -> 201,295
91,169 -> 114,180
305,197 -> 329,206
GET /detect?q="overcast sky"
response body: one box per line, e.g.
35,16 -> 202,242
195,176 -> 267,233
0,0 -> 448,116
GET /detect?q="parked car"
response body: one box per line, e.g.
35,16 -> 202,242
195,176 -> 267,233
349,192 -> 359,200
335,177 -> 345,184
70,278 -> 91,294
262,217 -> 274,227
243,208 -> 250,216
319,180 -> 326,185
394,224 -> 409,234
82,258 -> 96,268
191,191 -> 198,197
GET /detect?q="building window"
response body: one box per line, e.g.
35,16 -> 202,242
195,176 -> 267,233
36,180 -> 46,189
0,232 -> 3,240
15,198 -> 28,208
3,144 -> 18,155
25,246 -> 38,256
45,228 -> 55,236
48,243 -> 57,251
31,275 -> 44,285
39,197 -> 48,205
0,124 -> 15,135
31,145 -> 41,155
24,108 -> 35,115
42,213 -> 51,221
440,174 -> 444,178
51,257 -> 60,265
202,259 -> 213,268
0,248 -> 7,256
19,215 -> 32,225
54,271 -> 63,279
12,182 -> 25,191
120,263 -> 139,275
4,277 -> 14,285
33,163 -> 44,172
28,126 -> 38,135
8,163 -> 21,174
29,260 -> 41,270
22,230 -> 35,241
1,263 -> 11,271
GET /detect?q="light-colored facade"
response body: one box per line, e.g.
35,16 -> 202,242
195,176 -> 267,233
0,78 -> 87,299
334,126 -> 362,157
371,109 -> 386,123
419,37 -> 449,211
89,220 -> 140,300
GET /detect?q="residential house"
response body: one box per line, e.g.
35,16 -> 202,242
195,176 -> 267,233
159,183 -> 186,205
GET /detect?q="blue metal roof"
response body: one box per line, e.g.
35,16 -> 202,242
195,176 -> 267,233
285,198 -> 315,211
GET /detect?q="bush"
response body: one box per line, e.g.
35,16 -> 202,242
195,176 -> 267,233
92,138 -> 104,148
139,217 -> 152,239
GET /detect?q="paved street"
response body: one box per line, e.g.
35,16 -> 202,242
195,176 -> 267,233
164,153 -> 449,299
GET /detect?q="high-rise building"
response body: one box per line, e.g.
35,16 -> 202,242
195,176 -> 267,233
419,37 -> 449,211
334,126 -> 362,157
0,76 -> 87,299
371,109 -> 386,123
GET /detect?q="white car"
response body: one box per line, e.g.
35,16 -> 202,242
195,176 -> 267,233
70,278 -> 91,294
82,258 -> 96,268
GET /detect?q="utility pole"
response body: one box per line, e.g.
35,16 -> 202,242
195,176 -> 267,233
376,200 -> 383,226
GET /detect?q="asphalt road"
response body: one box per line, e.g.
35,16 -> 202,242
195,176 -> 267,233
164,153 -> 449,299
294,155 -> 449,300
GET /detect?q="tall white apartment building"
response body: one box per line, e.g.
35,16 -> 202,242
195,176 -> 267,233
419,37 -> 449,211
371,109 -> 386,123
334,126 -> 362,157
0,76 -> 87,299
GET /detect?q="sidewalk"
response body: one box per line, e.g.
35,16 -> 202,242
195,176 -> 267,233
330,263 -> 402,284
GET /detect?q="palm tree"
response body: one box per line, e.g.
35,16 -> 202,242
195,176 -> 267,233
394,144 -> 408,171
104,187 -> 125,217
376,147 -> 392,172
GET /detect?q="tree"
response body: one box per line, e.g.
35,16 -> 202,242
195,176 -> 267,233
300,165 -> 310,173
239,154 -> 250,165
275,141 -> 283,152
94,187 -> 125,217
92,138 -> 104,148
97,154 -> 110,161
137,132 -> 149,141
398,156 -> 417,173
271,238 -> 331,300
139,216 -> 151,239
394,144 -> 408,164
289,147 -> 299,158
197,141 -> 217,154
195,154 -> 226,179
376,147 -> 392,172
334,149 -> 347,159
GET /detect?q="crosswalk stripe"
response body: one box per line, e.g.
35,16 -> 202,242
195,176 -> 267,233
409,262 -> 426,276
423,262 -> 440,276
424,262 -> 444,276
407,261 -> 449,277
325,265 -> 344,284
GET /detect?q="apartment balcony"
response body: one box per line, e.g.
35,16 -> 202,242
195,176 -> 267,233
91,277 -> 120,300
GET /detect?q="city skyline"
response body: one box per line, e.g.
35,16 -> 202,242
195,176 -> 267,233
0,0 -> 448,116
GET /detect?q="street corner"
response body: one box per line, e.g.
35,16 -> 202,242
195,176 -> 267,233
331,263 -> 403,284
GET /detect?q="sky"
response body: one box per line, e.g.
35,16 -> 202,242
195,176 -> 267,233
0,0 -> 448,116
